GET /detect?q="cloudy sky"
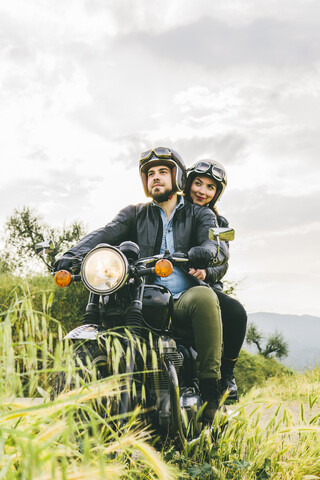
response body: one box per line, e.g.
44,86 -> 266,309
1,0 -> 320,316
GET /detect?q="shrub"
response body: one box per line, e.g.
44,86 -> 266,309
236,349 -> 292,396
0,274 -> 88,337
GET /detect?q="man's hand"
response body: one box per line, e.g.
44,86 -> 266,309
54,255 -> 74,273
189,268 -> 207,281
188,246 -> 213,269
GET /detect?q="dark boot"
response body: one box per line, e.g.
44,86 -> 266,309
199,378 -> 221,424
221,358 -> 238,400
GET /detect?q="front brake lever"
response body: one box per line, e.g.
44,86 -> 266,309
166,252 -> 189,264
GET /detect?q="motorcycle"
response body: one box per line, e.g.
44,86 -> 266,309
35,227 -> 234,446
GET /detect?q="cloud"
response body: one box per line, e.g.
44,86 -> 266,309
233,269 -> 320,315
119,16 -> 320,69
261,125 -> 320,172
0,169 -> 100,226
106,131 -> 249,170
110,133 -> 150,167
174,134 -> 249,166
82,0 -> 320,40
224,187 -> 320,232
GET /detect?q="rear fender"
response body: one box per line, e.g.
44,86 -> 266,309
64,324 -> 106,340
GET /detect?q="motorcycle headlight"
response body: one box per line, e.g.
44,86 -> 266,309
81,245 -> 128,294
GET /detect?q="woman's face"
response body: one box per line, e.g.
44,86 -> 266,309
189,175 -> 217,206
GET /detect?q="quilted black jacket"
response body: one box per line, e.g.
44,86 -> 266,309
65,200 -> 229,277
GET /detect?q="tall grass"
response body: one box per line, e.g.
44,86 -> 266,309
0,288 -> 177,480
166,373 -> 320,479
1,286 -> 319,479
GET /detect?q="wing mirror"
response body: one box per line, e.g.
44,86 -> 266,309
35,240 -> 55,270
209,227 -> 235,264
209,227 -> 235,242
35,240 -> 55,255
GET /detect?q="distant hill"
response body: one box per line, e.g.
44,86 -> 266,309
246,312 -> 320,371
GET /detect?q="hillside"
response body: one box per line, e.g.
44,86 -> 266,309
247,312 -> 320,370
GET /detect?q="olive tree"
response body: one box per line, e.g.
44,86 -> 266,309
246,322 -> 289,360
1,206 -> 86,274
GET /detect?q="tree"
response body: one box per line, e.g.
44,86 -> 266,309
246,323 -> 264,355
246,322 -> 289,360
262,332 -> 289,360
223,280 -> 241,298
1,206 -> 87,274
0,250 -> 15,275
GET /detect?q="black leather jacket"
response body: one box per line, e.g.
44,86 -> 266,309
205,214 -> 230,291
65,199 -> 229,281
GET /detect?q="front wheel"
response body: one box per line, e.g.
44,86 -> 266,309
50,342 -> 109,400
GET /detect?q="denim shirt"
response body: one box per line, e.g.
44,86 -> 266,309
153,196 -> 196,298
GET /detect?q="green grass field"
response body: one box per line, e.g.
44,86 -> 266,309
0,288 -> 319,479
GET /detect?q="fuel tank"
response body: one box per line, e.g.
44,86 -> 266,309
142,284 -> 173,330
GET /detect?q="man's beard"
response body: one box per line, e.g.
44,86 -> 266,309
149,187 -> 174,203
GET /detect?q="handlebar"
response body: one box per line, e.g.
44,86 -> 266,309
169,256 -> 189,263
53,252 -> 189,287
137,252 -> 188,265
135,254 -> 188,279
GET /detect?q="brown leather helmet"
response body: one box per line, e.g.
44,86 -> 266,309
139,147 -> 187,197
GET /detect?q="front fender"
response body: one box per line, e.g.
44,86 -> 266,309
64,324 -> 106,340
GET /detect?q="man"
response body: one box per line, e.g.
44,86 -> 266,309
55,147 -> 229,422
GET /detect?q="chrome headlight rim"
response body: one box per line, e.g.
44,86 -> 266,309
81,244 -> 129,295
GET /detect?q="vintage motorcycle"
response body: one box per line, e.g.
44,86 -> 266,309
35,227 -> 234,445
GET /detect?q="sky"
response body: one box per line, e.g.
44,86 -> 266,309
1,0 -> 320,316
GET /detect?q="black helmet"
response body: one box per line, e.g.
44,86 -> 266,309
185,159 -> 227,207
139,147 -> 187,197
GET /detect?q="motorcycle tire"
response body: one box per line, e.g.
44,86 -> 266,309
50,342 -> 109,400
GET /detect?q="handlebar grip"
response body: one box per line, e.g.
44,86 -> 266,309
71,274 -> 82,282
137,267 -> 155,277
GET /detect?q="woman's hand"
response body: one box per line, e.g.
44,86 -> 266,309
189,268 -> 207,281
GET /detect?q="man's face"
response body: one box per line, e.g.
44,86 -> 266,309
147,165 -> 173,203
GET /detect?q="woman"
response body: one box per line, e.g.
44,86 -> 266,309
184,160 -> 247,400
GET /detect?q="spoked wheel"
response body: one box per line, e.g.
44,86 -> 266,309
50,342 -> 109,400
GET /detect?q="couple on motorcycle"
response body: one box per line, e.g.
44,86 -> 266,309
55,147 -> 247,423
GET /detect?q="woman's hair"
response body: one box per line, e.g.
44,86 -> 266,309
212,205 -> 219,216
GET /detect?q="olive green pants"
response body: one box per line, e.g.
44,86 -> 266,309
173,286 -> 222,380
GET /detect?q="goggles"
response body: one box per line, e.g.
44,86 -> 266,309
139,147 -> 176,169
190,161 -> 226,182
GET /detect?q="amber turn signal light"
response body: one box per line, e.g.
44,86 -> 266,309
154,259 -> 173,277
54,270 -> 72,287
